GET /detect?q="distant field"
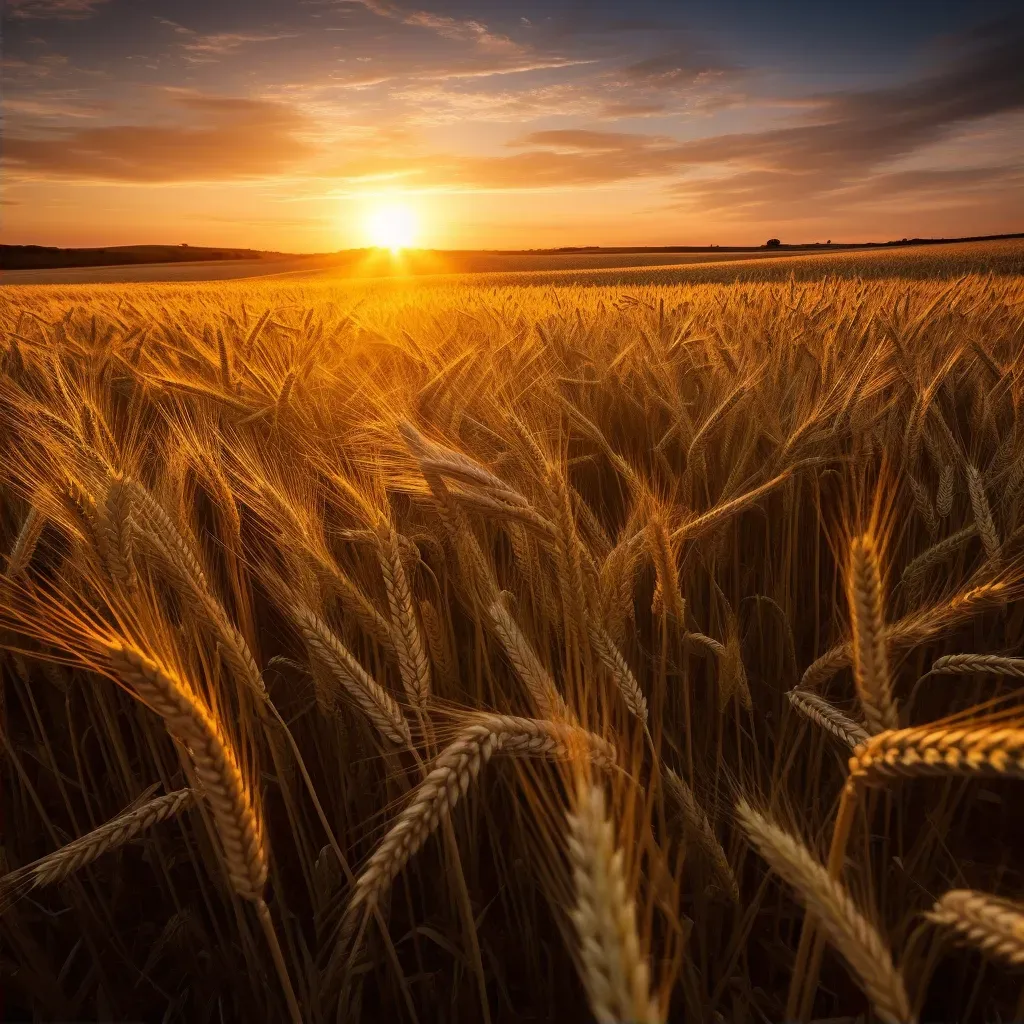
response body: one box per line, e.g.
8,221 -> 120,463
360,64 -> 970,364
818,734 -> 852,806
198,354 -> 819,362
5,237 -> 1022,287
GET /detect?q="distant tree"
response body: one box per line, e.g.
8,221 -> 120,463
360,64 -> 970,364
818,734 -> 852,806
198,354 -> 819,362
765,238 -> 781,248
826,239 -> 831,244
180,242 -> 188,247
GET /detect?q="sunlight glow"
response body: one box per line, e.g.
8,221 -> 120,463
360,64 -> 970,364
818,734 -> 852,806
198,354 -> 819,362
365,202 -> 418,252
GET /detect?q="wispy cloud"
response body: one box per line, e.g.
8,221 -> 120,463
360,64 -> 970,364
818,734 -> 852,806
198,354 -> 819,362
350,0 -> 524,55
182,31 -> 300,57
5,0 -> 108,18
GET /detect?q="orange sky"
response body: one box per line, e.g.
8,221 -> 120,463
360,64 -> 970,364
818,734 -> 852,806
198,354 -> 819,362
3,0 -> 1023,250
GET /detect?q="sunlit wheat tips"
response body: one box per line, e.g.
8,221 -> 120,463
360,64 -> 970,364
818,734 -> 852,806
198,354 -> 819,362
849,721 -> 1024,784
929,889 -> 1024,967
735,800 -> 914,1024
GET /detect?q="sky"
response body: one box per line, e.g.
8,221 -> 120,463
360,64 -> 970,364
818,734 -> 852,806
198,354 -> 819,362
2,0 -> 1023,250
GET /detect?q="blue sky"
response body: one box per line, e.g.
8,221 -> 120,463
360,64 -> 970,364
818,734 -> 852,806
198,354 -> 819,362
3,0 -> 1022,248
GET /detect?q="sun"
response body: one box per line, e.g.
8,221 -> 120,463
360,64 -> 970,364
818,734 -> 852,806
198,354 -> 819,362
366,202 -> 418,252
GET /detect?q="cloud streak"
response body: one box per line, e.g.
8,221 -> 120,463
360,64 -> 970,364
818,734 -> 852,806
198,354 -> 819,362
4,94 -> 316,183
5,0 -> 109,18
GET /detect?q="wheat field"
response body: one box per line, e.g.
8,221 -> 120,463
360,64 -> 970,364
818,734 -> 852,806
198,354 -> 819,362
2,241 -> 1024,1022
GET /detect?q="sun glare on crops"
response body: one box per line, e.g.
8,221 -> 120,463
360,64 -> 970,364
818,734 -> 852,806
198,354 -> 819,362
365,201 -> 418,252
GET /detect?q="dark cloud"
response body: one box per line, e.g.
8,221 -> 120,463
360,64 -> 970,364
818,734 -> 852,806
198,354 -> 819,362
4,94 -> 316,182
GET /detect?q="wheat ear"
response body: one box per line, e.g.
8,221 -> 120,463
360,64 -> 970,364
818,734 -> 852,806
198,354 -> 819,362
928,889 -> 1024,966
138,518 -> 265,700
95,474 -> 136,587
736,800 -> 914,1024
647,516 -> 685,622
123,477 -> 208,592
378,525 -> 431,709
683,631 -> 726,656
800,580 -> 1009,690
293,604 -> 411,746
419,599 -> 455,683
589,620 -> 649,724
105,642 -> 267,899
6,506 -> 44,578
967,463 -> 1001,564
899,525 -> 978,592
848,534 -> 898,733
336,715 -> 615,947
487,597 -> 564,716
567,779 -> 660,1024
663,769 -> 738,902
1,788 -> 194,898
928,653 -> 1024,678
788,690 -> 870,749
849,722 -> 1024,784
104,642 -> 302,1023
936,465 -> 955,519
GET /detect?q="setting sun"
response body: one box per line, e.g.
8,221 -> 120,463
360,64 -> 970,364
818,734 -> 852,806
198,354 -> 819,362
366,202 -> 418,252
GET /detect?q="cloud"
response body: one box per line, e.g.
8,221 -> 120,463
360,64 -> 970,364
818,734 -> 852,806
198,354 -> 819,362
4,94 -> 317,183
619,51 -> 736,89
351,0 -> 523,55
5,0 -> 108,18
600,101 -> 667,119
395,24 -> 1024,205
2,54 -> 70,81
182,31 -> 300,58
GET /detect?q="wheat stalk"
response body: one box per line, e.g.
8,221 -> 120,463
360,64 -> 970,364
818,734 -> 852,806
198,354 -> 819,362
787,689 -> 870,749
124,477 -> 208,592
567,779 -> 660,1024
929,889 -> 1024,966
736,800 -> 914,1024
682,631 -> 726,656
